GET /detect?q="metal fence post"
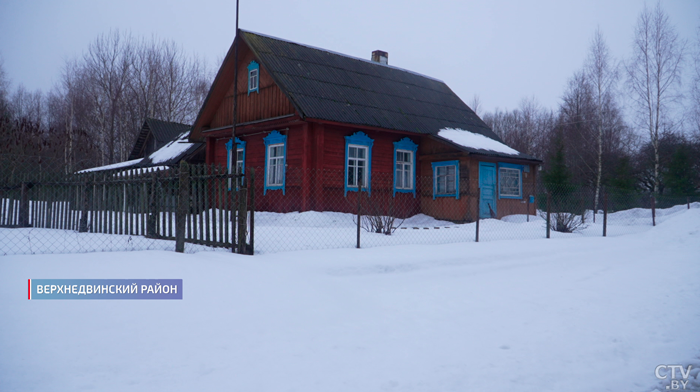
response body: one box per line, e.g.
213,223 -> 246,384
526,192 -> 530,223
546,191 -> 551,239
356,179 -> 362,249
603,187 -> 608,237
475,188 -> 480,242
176,162 -> 189,253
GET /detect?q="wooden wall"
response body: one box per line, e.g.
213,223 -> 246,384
206,118 -> 536,221
209,41 -> 296,129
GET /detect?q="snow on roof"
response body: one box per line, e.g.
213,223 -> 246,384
438,128 -> 520,156
148,132 -> 194,164
77,158 -> 143,173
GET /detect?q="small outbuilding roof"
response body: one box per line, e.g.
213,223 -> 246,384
128,118 -> 192,161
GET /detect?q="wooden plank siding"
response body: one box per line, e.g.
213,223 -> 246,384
209,43 -> 296,129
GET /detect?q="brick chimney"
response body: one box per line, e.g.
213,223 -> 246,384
371,50 -> 388,65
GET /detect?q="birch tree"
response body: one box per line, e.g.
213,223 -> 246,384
585,27 -> 619,214
626,2 -> 685,194
690,25 -> 700,139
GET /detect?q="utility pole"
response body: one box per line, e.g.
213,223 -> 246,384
231,0 -> 240,253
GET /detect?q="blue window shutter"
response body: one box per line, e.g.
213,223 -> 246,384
393,137 -> 418,197
344,131 -> 374,197
263,131 -> 287,195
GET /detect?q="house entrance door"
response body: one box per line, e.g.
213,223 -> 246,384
479,162 -> 497,218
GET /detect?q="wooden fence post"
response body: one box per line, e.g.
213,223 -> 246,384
546,191 -> 551,239
237,187 -> 248,254
249,167 -> 255,254
19,180 -> 30,227
147,170 -> 157,237
78,175 -> 90,232
176,162 -> 189,253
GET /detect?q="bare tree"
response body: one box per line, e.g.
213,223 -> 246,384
626,2 -> 685,194
585,27 -> 620,214
469,94 -> 482,116
0,55 -> 9,115
83,30 -> 134,164
484,97 -> 555,161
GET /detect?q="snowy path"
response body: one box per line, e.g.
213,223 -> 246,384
1,209 -> 699,391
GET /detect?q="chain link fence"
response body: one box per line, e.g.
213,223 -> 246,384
1,161 -> 698,256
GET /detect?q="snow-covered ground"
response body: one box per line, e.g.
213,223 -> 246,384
1,208 -> 699,391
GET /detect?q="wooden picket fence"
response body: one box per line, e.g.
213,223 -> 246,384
0,162 -> 254,254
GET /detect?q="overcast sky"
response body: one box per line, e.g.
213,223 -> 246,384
1,0 -> 698,114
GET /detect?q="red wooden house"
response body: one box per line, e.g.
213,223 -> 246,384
189,30 -> 541,221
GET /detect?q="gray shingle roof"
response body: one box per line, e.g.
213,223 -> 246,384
241,31 -> 495,138
241,31 -> 540,162
129,118 -> 192,161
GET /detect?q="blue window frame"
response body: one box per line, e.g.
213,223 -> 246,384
498,162 -> 523,199
393,137 -> 418,197
344,131 -> 373,197
263,131 -> 286,195
247,61 -> 259,95
225,137 -> 246,191
432,160 -> 459,199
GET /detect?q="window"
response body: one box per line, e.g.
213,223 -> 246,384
431,160 -> 459,199
263,131 -> 286,194
267,145 -> 284,185
498,163 -> 522,199
247,61 -> 259,94
393,137 -> 418,197
225,138 -> 246,190
396,151 -> 412,188
344,131 -> 374,196
347,145 -> 368,188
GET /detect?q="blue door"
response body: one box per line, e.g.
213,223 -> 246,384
479,162 -> 497,218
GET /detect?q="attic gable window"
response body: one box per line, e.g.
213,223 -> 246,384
344,131 -> 374,197
393,137 -> 418,197
247,61 -> 259,94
